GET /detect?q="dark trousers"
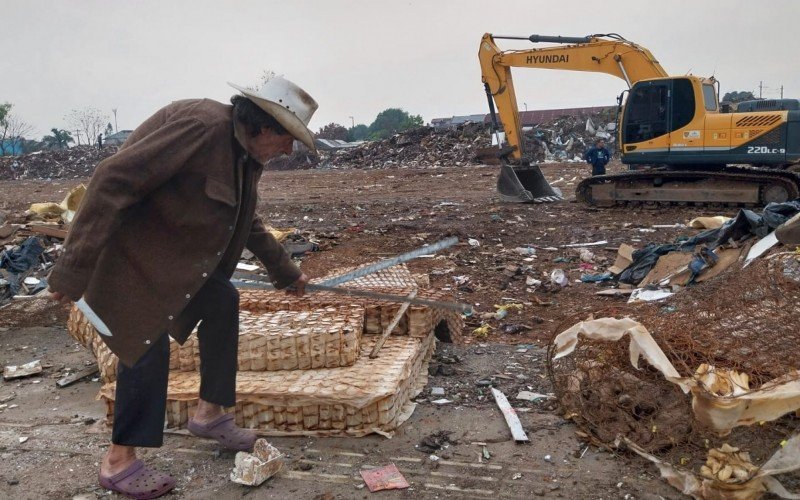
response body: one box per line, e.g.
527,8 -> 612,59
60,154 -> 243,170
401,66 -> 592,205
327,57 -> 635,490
591,163 -> 606,176
112,269 -> 239,447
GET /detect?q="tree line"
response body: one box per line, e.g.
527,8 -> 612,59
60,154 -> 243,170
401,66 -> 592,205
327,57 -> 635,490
0,103 -> 112,155
316,107 -> 423,142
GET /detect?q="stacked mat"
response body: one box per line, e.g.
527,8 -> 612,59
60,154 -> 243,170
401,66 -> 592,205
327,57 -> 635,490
100,335 -> 434,437
68,304 -> 365,384
67,264 -> 461,436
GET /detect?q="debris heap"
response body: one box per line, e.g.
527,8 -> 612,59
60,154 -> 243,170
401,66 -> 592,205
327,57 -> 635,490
0,146 -> 117,180
0,109 -> 616,179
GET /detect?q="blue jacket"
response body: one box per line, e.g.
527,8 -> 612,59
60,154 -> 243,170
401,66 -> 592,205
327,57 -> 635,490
585,146 -> 611,167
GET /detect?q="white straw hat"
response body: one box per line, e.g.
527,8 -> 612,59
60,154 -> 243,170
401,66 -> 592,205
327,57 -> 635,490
228,75 -> 318,151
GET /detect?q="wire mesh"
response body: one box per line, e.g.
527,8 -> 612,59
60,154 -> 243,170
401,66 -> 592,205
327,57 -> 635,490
547,254 -> 800,470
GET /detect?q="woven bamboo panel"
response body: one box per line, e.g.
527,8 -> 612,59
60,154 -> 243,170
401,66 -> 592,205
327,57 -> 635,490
68,304 -> 364,382
100,334 -> 434,437
66,305 -> 95,349
311,264 -> 418,290
169,306 -> 364,372
240,289 -> 462,339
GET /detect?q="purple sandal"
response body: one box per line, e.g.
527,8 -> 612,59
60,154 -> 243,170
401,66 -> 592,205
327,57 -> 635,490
98,459 -> 176,499
187,413 -> 257,451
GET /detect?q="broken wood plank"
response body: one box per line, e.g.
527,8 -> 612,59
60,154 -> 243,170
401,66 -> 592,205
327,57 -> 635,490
369,289 -> 417,359
28,225 -> 69,239
595,288 -> 634,297
3,360 -> 43,380
490,387 -> 529,443
56,365 -> 99,388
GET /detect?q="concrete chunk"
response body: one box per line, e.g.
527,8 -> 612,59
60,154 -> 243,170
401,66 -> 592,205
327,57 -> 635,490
230,438 -> 283,486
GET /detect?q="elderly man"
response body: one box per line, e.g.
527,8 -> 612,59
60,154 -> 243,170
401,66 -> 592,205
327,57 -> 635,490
48,76 -> 317,499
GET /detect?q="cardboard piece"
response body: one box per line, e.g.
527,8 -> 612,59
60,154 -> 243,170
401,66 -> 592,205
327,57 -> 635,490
640,252 -> 693,287
689,216 -> 730,230
608,244 -> 635,275
695,247 -> 743,283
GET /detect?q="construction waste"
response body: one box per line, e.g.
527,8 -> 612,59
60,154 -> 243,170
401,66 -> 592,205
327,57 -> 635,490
0,110 -> 616,180
0,146 -> 116,180
546,201 -> 800,499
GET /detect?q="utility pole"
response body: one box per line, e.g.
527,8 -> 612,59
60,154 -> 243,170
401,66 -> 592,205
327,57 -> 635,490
523,102 -> 528,112
75,130 -> 81,146
780,86 -> 784,99
112,108 -> 118,132
759,81 -> 763,99
348,116 -> 354,128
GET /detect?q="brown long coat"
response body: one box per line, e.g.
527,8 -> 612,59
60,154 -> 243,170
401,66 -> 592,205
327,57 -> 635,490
49,99 -> 301,367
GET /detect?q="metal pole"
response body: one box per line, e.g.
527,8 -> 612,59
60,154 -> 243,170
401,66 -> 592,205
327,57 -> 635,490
349,116 -> 354,128
112,108 -> 118,132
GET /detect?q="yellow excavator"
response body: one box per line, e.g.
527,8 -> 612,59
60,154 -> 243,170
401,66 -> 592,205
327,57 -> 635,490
479,33 -> 800,206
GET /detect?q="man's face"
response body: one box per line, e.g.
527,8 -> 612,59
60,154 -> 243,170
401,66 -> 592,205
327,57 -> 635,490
597,140 -> 605,149
244,127 -> 294,164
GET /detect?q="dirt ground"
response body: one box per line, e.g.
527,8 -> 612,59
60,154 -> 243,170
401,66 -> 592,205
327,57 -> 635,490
0,161 -> 723,499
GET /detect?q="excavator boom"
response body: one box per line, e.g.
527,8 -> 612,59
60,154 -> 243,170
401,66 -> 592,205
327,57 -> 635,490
480,33 -> 667,164
478,33 -> 800,206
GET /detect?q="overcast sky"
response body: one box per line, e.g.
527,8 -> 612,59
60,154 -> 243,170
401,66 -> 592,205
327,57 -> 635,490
3,0 -> 798,139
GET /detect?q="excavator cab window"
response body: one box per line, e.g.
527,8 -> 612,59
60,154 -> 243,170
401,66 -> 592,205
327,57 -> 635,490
702,84 -> 718,111
623,78 -> 696,144
623,81 -> 669,143
672,78 -> 695,130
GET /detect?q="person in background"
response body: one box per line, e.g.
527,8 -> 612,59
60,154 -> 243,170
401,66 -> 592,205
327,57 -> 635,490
584,138 -> 611,176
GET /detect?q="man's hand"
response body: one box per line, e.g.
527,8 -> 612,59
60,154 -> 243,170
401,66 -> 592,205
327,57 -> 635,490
48,289 -> 73,305
286,273 -> 309,297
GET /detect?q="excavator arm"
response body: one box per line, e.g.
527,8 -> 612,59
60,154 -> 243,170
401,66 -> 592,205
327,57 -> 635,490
479,33 -> 668,161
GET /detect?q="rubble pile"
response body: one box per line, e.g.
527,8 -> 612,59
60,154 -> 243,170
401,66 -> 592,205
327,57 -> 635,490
0,146 -> 117,180
320,123 -> 487,170
265,151 -> 318,171
320,110 -> 617,170
0,109 -> 617,178
521,109 -> 617,163
0,230 -> 64,303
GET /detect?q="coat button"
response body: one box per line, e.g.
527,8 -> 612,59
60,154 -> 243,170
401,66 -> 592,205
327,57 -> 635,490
202,272 -> 208,278
185,293 -> 191,299
228,225 -> 234,230
217,251 -> 222,256
168,315 -> 174,320
145,340 -> 151,344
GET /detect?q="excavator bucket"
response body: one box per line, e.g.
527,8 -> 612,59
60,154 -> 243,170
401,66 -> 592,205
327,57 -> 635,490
497,163 -> 563,203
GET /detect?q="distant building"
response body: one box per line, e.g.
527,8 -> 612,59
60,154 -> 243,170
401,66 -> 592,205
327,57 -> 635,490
103,130 -> 133,146
432,106 -> 615,130
510,106 -> 614,126
0,139 -> 24,156
431,114 -> 486,129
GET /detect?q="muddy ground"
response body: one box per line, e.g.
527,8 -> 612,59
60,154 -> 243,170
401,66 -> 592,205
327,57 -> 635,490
0,161 -> 724,499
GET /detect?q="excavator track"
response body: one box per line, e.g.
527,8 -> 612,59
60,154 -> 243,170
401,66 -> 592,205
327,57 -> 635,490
576,167 -> 800,207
